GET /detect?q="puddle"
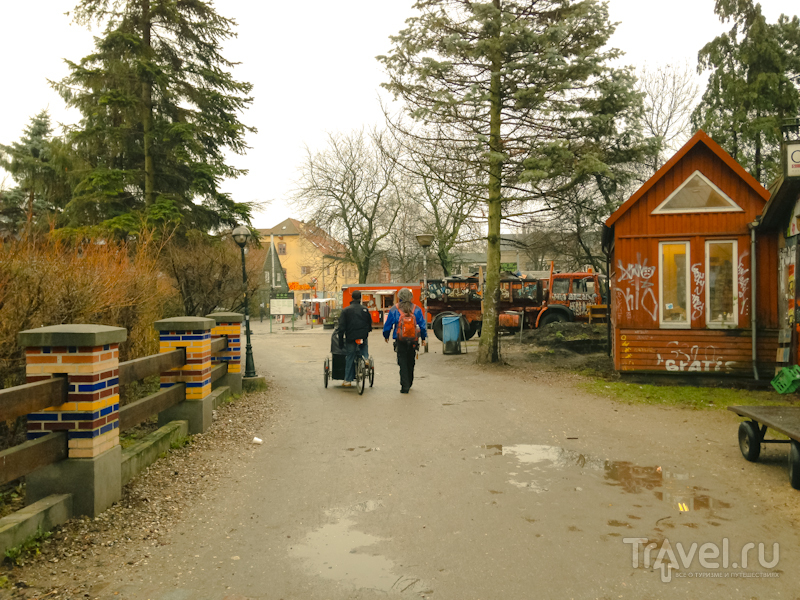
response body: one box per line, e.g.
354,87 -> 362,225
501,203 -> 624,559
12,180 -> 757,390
291,502 -> 431,596
489,444 -> 733,511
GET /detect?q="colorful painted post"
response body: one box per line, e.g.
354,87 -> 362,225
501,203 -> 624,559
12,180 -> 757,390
207,312 -> 243,394
18,324 -> 126,516
154,317 -> 215,434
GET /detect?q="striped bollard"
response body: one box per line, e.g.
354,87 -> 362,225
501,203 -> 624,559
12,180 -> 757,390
154,317 -> 214,434
207,312 -> 243,394
18,324 -> 126,516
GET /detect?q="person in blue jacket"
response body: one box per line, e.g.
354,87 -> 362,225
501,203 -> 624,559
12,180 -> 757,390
383,288 -> 427,393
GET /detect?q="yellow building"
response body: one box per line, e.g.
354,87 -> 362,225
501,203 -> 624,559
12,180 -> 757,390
258,218 -> 358,306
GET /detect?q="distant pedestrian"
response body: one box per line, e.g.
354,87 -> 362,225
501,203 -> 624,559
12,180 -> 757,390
383,288 -> 427,394
338,290 -> 373,387
259,302 -> 265,322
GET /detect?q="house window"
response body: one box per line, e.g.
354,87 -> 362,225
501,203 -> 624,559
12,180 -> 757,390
277,243 -> 286,255
301,266 -> 311,275
706,240 -> 738,327
659,242 -> 690,328
652,171 -> 742,214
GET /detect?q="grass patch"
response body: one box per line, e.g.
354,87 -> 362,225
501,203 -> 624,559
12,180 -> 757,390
0,483 -> 24,520
169,435 -> 193,450
4,527 -> 51,566
581,379 -> 797,410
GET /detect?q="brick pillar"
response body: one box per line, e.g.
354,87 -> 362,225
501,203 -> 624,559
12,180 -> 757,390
154,317 -> 215,433
18,324 -> 126,516
207,312 -> 243,394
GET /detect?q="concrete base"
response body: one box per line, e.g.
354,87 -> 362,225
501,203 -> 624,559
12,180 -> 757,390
243,376 -> 268,392
121,421 -> 189,486
215,371 -> 242,395
26,446 -> 121,517
158,395 -> 213,435
0,494 -> 72,557
209,386 -> 231,410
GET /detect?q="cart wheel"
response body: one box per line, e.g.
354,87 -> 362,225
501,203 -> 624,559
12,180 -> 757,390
356,358 -> 366,395
369,358 -> 375,387
324,358 -> 329,388
738,421 -> 761,462
789,441 -> 800,490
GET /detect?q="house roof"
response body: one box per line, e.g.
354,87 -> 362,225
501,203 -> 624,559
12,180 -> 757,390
605,130 -> 769,228
258,218 -> 347,258
758,175 -> 800,231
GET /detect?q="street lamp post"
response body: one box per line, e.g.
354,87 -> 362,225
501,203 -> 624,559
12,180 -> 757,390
416,233 -> 435,353
232,226 -> 257,378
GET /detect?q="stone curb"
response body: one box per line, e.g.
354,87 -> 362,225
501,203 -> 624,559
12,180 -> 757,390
0,494 -> 72,557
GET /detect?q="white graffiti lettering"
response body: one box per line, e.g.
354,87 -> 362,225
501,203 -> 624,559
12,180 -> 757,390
617,254 -> 658,321
655,342 -> 738,372
738,251 -> 750,315
691,263 -> 705,321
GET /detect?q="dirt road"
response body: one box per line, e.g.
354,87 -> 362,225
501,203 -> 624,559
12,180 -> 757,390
15,321 -> 800,599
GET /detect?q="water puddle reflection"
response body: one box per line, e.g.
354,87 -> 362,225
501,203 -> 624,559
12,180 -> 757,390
481,444 -> 732,511
291,501 -> 431,596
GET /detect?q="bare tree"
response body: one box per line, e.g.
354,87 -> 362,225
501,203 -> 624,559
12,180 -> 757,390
637,63 -> 700,173
294,128 -> 401,283
395,130 -> 483,277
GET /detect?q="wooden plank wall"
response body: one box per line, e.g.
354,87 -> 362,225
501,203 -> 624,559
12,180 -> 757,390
617,329 -> 778,375
608,140 -> 778,375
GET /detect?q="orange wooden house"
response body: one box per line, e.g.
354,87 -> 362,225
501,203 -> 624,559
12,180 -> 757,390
602,130 -> 778,377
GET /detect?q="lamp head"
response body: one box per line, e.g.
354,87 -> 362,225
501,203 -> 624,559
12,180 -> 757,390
232,226 -> 251,248
416,233 -> 435,248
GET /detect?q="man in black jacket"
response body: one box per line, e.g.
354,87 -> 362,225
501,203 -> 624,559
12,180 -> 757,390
337,290 -> 373,387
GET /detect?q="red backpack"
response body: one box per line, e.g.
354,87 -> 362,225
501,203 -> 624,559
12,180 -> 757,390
396,304 -> 420,342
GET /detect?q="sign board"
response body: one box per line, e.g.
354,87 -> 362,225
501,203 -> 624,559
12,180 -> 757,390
786,143 -> 800,178
270,292 -> 295,315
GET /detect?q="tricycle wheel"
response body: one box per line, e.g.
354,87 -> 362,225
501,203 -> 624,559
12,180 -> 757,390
357,357 -> 366,395
789,440 -> 800,490
738,421 -> 761,462
323,358 -> 329,388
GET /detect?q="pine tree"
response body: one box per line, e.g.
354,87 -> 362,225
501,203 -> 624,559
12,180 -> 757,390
379,0 -> 650,363
54,0 -> 256,236
693,0 -> 800,185
0,111 -> 68,237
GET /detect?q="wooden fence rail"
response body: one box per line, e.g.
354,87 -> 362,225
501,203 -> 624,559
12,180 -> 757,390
0,378 -> 67,423
0,336 -> 229,486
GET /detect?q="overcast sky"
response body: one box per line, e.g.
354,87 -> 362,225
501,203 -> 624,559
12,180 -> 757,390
0,0 -> 791,229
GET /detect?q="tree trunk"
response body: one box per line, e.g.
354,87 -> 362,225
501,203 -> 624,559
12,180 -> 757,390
141,0 -> 155,208
477,1 -> 503,364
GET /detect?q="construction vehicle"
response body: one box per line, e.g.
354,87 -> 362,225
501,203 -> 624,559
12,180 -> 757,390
424,269 -> 608,341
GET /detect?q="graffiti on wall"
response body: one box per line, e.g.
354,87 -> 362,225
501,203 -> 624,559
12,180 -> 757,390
616,254 -> 658,321
691,263 -> 705,321
738,251 -> 750,315
654,341 -> 737,372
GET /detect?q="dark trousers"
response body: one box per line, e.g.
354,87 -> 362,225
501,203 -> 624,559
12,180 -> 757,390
395,340 -> 417,391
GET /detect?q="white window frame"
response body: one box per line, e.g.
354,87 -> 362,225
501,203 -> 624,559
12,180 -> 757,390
652,170 -> 743,215
659,241 -> 691,329
705,239 -> 738,328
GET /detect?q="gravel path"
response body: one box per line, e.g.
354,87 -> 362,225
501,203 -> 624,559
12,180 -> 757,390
1,386 -> 283,599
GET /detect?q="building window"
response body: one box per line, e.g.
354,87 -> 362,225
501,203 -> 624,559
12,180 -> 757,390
301,266 -> 311,275
706,240 -> 737,327
277,243 -> 286,255
659,241 -> 690,328
652,171 -> 742,215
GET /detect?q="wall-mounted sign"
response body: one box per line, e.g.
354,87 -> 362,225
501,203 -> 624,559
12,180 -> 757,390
786,142 -> 800,178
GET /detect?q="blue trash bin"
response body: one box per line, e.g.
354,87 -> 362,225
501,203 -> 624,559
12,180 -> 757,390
442,315 -> 462,355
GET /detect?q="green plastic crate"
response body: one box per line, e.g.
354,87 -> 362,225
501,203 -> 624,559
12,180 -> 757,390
771,365 -> 800,394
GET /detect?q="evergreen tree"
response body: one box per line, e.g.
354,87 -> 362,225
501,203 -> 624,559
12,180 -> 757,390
0,111 -> 69,237
692,0 -> 800,185
54,0 -> 255,237
379,0 -> 650,363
